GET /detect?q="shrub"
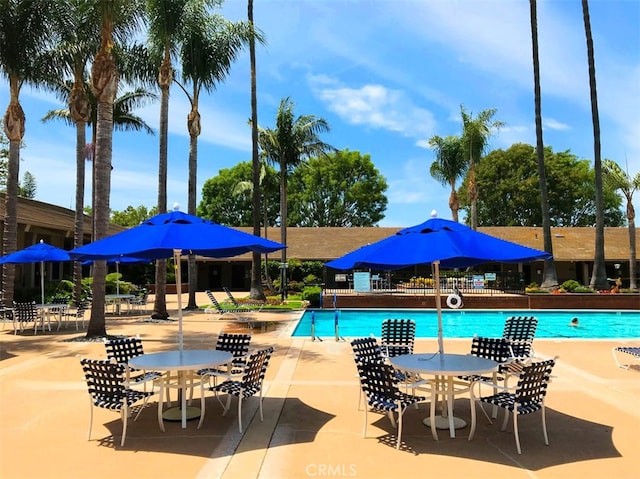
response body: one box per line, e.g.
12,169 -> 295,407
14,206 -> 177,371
301,286 -> 322,306
303,274 -> 319,285
561,279 -> 581,292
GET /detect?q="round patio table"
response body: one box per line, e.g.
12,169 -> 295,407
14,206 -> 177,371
129,349 -> 233,430
390,353 -> 498,438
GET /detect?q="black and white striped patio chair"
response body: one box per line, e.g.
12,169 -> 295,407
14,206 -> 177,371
198,346 -> 274,433
13,301 -> 39,334
469,358 -> 556,454
355,360 -> 427,449
104,337 -> 163,392
380,318 -> 416,358
197,332 -> 252,384
80,358 -> 157,447
503,316 -> 538,360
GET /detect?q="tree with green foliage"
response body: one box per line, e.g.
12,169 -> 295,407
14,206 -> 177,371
288,149 -> 387,227
460,105 -> 505,230
18,170 -> 36,198
259,100 -> 332,295
198,161 -> 279,226
458,143 -> 624,227
258,97 -> 334,297
602,159 -> 639,290
111,205 -> 157,227
427,135 -> 466,222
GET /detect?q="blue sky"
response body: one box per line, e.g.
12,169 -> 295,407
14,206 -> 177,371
2,0 -> 639,227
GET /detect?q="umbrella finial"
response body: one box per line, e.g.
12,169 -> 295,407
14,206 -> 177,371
430,209 -> 438,218
173,202 -> 180,211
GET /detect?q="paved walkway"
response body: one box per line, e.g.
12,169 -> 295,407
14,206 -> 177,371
1,292 -> 639,479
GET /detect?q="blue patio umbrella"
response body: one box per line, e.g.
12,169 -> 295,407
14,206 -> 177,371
0,240 -> 71,306
70,209 -> 285,349
326,214 -> 552,355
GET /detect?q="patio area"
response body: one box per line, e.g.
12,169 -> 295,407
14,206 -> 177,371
1,292 -> 638,479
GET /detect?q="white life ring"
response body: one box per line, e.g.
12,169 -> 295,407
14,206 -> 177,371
446,293 -> 463,309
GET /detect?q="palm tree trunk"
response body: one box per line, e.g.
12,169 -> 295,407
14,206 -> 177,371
279,164 -> 288,299
248,0 -> 265,301
87,43 -> 118,337
627,201 -> 637,290
87,97 -> 114,337
530,0 -> 558,289
73,120 -> 86,305
1,78 -> 23,305
152,55 -> 172,319
70,78 -> 89,307
186,104 -> 200,310
448,181 -> 459,223
582,0 -> 608,290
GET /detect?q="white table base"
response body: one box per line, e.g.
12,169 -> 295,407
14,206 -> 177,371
423,416 -> 466,430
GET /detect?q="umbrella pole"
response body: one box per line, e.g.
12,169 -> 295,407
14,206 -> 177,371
174,251 -> 183,351
40,262 -> 45,306
434,260 -> 444,356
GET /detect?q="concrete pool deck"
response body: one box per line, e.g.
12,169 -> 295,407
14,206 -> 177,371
1,291 -> 639,479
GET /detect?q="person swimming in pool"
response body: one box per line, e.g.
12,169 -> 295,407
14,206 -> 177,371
569,317 -> 579,327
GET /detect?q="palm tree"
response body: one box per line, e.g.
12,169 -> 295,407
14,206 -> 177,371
39,0 -> 100,307
460,105 -> 505,230
145,0 -> 199,319
258,97 -> 333,298
176,12 -> 254,309
87,0 -> 143,338
0,0 -> 57,305
529,0 -> 558,290
427,135 -> 466,222
247,0 -> 265,301
602,160 -> 639,290
42,83 -> 156,198
42,79 -> 155,305
581,0 -> 608,291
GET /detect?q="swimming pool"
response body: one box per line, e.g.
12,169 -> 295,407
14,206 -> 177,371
293,309 -> 640,339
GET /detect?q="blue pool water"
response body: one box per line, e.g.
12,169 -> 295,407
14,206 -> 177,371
293,309 -> 640,339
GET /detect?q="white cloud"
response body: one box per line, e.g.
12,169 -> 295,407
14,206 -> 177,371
310,78 -> 436,139
544,118 -> 571,131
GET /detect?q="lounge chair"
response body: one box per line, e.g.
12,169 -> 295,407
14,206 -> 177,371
204,290 -> 254,329
223,287 -> 264,312
612,346 -> 640,370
